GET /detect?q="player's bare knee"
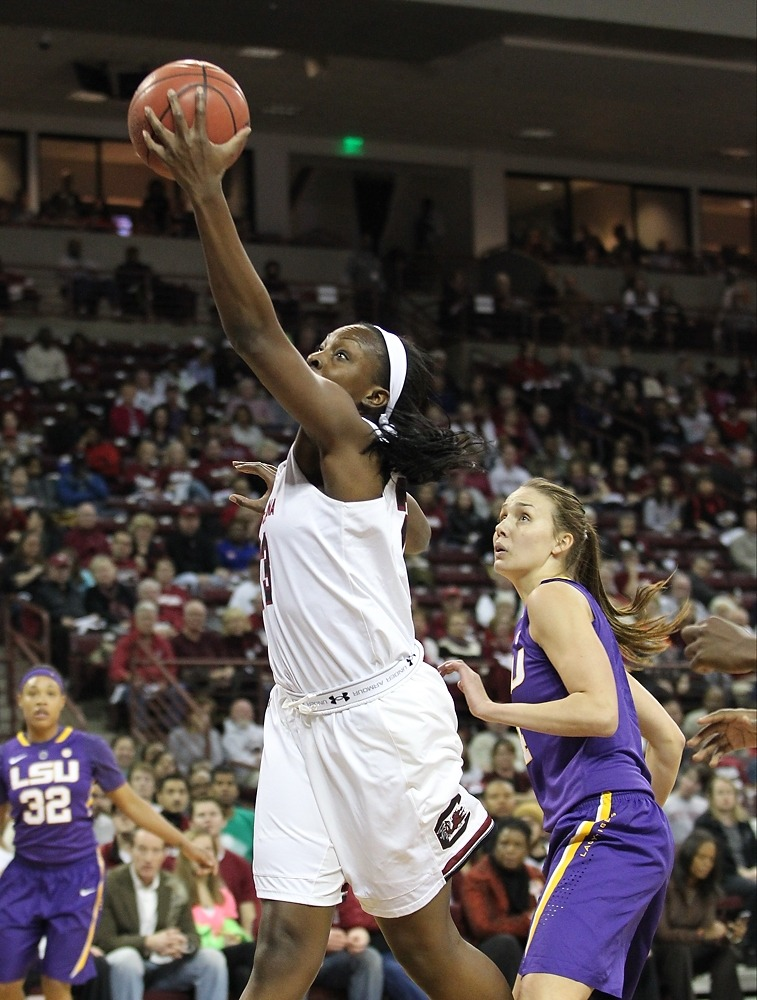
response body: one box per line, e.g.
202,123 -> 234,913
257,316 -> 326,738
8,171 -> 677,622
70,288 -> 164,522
255,902 -> 332,976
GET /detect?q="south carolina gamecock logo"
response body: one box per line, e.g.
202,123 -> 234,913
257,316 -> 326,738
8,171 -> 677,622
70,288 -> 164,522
435,794 -> 470,849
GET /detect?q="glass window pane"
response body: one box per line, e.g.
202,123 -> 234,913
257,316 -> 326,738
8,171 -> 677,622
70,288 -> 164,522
101,139 -> 152,211
700,192 -> 755,258
224,150 -> 254,239
0,132 -> 25,207
570,179 -> 632,252
506,175 -> 569,254
635,187 -> 688,253
39,137 -> 97,211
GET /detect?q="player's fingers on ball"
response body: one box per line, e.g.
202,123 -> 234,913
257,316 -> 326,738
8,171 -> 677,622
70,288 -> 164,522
167,89 -> 188,133
194,85 -> 206,115
225,127 -> 252,156
143,106 -> 161,129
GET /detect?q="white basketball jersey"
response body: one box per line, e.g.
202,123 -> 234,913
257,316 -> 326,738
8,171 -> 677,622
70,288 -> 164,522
259,449 -> 419,695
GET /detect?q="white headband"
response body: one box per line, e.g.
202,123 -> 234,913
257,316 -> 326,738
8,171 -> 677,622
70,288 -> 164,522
373,325 -> 407,420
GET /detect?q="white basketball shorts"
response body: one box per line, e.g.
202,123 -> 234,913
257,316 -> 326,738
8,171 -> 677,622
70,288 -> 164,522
252,660 -> 493,918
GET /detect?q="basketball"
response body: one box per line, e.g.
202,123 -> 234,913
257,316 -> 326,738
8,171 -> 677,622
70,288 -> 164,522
127,59 -> 250,178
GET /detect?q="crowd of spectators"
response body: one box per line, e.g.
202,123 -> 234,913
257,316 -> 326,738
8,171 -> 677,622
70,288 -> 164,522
0,226 -> 754,995
3,706 -> 752,998
0,319 -> 754,722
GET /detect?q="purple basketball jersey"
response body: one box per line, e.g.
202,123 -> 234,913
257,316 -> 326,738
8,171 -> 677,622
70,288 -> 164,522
0,727 -> 124,864
511,579 -> 652,831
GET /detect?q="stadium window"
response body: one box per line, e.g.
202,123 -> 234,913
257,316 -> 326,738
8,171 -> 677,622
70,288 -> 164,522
700,191 -> 756,261
568,179 -> 633,252
38,135 -> 253,236
224,149 -> 255,240
39,136 -> 98,215
506,174 -> 571,254
633,186 -> 689,254
508,175 -> 690,261
0,131 -> 26,209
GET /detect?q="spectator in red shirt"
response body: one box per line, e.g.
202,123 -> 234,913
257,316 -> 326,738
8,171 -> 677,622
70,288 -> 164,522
62,500 -> 111,568
79,423 -> 122,485
195,435 -> 239,496
505,340 -> 549,390
100,805 -> 137,870
683,426 -> 734,475
108,380 -> 147,441
716,400 -> 750,446
682,474 -> 738,537
108,599 -> 177,732
153,555 -> 191,627
109,598 -> 176,686
481,736 -> 531,795
460,817 -> 545,987
172,597 -> 226,693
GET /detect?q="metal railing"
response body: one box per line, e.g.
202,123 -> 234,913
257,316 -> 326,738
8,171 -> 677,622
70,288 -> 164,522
1,598 -> 87,737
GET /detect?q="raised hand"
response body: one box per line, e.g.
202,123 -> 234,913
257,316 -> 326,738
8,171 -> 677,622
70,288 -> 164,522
143,87 -> 250,195
687,708 -> 757,766
681,616 -> 756,675
229,461 -> 278,514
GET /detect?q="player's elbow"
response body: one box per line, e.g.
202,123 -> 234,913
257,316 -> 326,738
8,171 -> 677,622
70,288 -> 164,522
668,724 -> 687,762
595,704 -> 619,737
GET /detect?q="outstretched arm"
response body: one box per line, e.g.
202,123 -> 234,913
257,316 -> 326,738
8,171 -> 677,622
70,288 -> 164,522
688,708 -> 757,767
109,782 -> 216,873
143,89 -> 365,451
681,616 -> 756,675
626,673 -> 685,804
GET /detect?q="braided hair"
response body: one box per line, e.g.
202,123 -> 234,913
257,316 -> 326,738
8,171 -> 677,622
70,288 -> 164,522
359,324 -> 484,483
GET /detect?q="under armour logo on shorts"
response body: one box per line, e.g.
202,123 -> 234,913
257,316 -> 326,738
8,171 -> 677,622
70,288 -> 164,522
328,692 -> 351,705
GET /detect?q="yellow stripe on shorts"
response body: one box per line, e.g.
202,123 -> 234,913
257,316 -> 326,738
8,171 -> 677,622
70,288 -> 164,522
524,791 -> 613,955
70,852 -> 105,978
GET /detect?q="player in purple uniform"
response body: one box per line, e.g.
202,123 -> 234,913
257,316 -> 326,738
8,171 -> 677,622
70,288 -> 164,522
440,479 -> 689,1000
0,665 -> 215,1000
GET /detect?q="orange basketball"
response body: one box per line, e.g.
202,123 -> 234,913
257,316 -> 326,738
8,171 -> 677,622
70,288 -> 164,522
127,59 -> 250,178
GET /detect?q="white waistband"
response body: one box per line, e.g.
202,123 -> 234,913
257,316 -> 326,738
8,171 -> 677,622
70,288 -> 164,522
280,647 -> 421,716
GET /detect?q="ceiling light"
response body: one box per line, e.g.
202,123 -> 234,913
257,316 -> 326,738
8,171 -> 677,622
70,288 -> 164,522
538,182 -> 554,191
239,46 -> 283,59
68,90 -> 109,103
304,57 -> 326,79
517,127 -> 555,140
718,147 -> 751,159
